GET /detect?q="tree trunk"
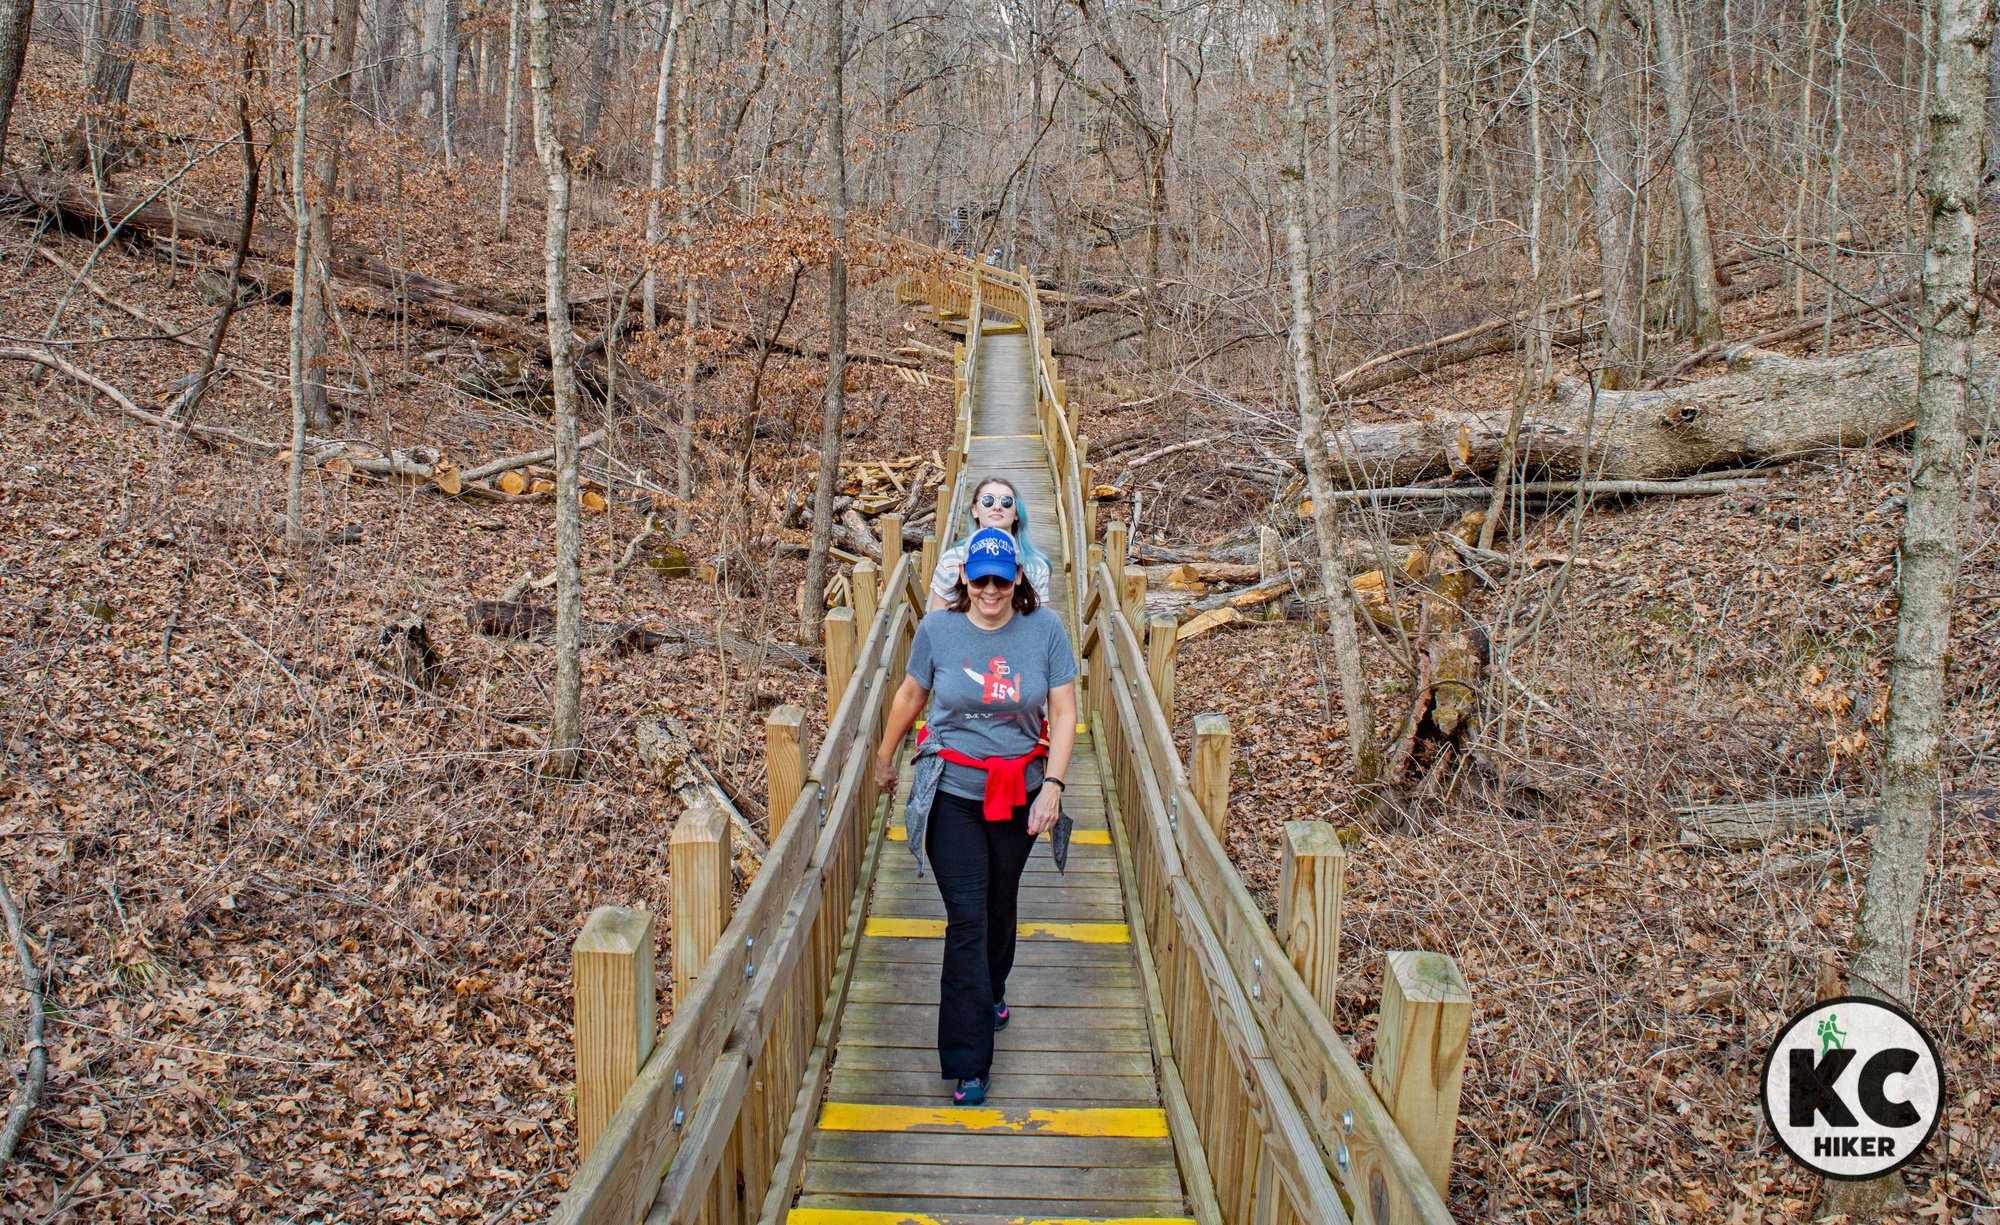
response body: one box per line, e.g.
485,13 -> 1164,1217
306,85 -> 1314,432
0,0 -> 31,167
285,0 -> 313,549
1651,0 -> 1723,344
1384,0 -> 1410,245
1282,0 -> 1382,797
497,0 -> 521,240
438,0 -> 461,162
800,0 -> 847,645
1584,0 -> 1646,386
580,0 -> 613,141
1314,338 -> 1998,489
300,0 -> 360,434
529,0 -> 584,775
673,0 -> 697,533
643,0 -> 680,330
1320,0 -> 1342,319
1826,0 -> 1995,1214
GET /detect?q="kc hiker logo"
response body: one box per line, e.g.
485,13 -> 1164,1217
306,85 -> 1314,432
1760,995 -> 1943,1180
962,657 -> 1020,704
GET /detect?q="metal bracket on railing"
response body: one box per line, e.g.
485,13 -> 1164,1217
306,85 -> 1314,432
817,788 -> 828,829
1167,793 -> 1179,833
1335,1144 -> 1351,1173
745,935 -> 757,980
671,1069 -> 686,1130
1251,954 -> 1262,1001
1342,1110 -> 1354,1135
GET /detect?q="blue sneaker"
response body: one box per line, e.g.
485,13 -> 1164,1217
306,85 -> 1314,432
952,1075 -> 989,1106
994,1001 -> 1010,1031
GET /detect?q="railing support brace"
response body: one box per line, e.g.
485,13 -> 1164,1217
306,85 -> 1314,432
573,905 -> 656,1160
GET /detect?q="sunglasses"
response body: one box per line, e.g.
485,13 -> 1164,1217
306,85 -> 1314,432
979,494 -> 1016,510
968,576 -> 1016,590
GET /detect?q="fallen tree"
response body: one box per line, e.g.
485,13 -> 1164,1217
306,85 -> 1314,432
1320,338 -> 1997,488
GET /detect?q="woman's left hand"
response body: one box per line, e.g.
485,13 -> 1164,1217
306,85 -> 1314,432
1027,785 -> 1062,836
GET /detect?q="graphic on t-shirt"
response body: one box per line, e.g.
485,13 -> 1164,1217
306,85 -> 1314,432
962,656 -> 1020,704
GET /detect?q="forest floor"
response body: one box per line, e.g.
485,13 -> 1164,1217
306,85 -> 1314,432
4,56 -> 2000,1225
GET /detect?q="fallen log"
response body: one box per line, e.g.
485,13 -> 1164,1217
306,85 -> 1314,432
636,717 -> 768,875
1320,338 -> 1994,489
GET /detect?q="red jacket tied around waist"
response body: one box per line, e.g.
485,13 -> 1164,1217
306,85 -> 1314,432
918,728 -> 1048,822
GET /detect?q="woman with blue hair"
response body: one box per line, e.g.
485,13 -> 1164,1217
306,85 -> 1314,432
927,476 -> 1053,611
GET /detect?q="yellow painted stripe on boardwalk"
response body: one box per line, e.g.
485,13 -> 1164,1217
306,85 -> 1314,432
816,1102 -> 1170,1138
864,918 -> 1129,943
789,1210 -> 1194,1225
969,433 -> 1042,439
887,827 -> 1109,845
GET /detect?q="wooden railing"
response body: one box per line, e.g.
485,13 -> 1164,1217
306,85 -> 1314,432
1080,550 -> 1471,1225
551,247 -> 986,1225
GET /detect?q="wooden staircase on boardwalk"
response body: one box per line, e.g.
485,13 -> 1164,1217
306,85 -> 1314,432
544,248 -> 1473,1225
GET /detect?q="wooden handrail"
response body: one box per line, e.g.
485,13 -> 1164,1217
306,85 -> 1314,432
553,557 -> 922,1225
1084,559 -> 1460,1225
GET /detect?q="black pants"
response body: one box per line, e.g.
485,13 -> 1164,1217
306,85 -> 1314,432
925,787 -> 1040,1080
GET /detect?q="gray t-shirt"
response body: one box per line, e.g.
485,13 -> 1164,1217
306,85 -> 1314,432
906,607 -> 1079,802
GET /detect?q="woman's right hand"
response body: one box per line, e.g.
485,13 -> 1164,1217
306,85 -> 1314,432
874,753 -> 899,793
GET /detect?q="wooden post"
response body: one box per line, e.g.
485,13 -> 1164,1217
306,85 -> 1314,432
669,803 -> 733,1005
1371,951 -> 1472,1197
765,706 -> 807,841
942,448 -> 962,520
1106,522 -> 1127,598
1145,613 -> 1177,725
853,559 -> 879,631
880,513 -> 903,585
1123,570 -> 1149,630
1191,714 -> 1232,840
1279,822 -> 1346,1018
825,608 -> 855,713
573,906 -> 656,1160
1082,463 -> 1098,548
919,533 -> 939,601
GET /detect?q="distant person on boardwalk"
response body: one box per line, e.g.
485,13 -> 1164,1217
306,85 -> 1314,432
874,527 -> 1078,1106
928,476 -> 1053,612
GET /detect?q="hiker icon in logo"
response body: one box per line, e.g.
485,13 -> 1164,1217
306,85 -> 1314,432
1760,995 -> 1943,1181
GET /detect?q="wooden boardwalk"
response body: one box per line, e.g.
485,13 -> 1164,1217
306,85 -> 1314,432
786,327 -> 1194,1225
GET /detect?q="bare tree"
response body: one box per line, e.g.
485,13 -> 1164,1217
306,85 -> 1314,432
497,0 -> 522,240
1282,0 -> 1382,799
300,0 -> 361,434
529,0 -> 585,774
1650,0 -> 1722,343
1583,0 -> 1646,386
284,0 -> 314,549
0,0 -> 30,165
800,0 -> 849,644
1826,0 -> 1997,1214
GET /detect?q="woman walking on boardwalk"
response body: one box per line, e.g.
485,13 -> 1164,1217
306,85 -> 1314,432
875,527 -> 1078,1105
927,476 -> 1053,612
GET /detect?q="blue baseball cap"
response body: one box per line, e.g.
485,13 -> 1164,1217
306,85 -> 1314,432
963,527 -> 1020,582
